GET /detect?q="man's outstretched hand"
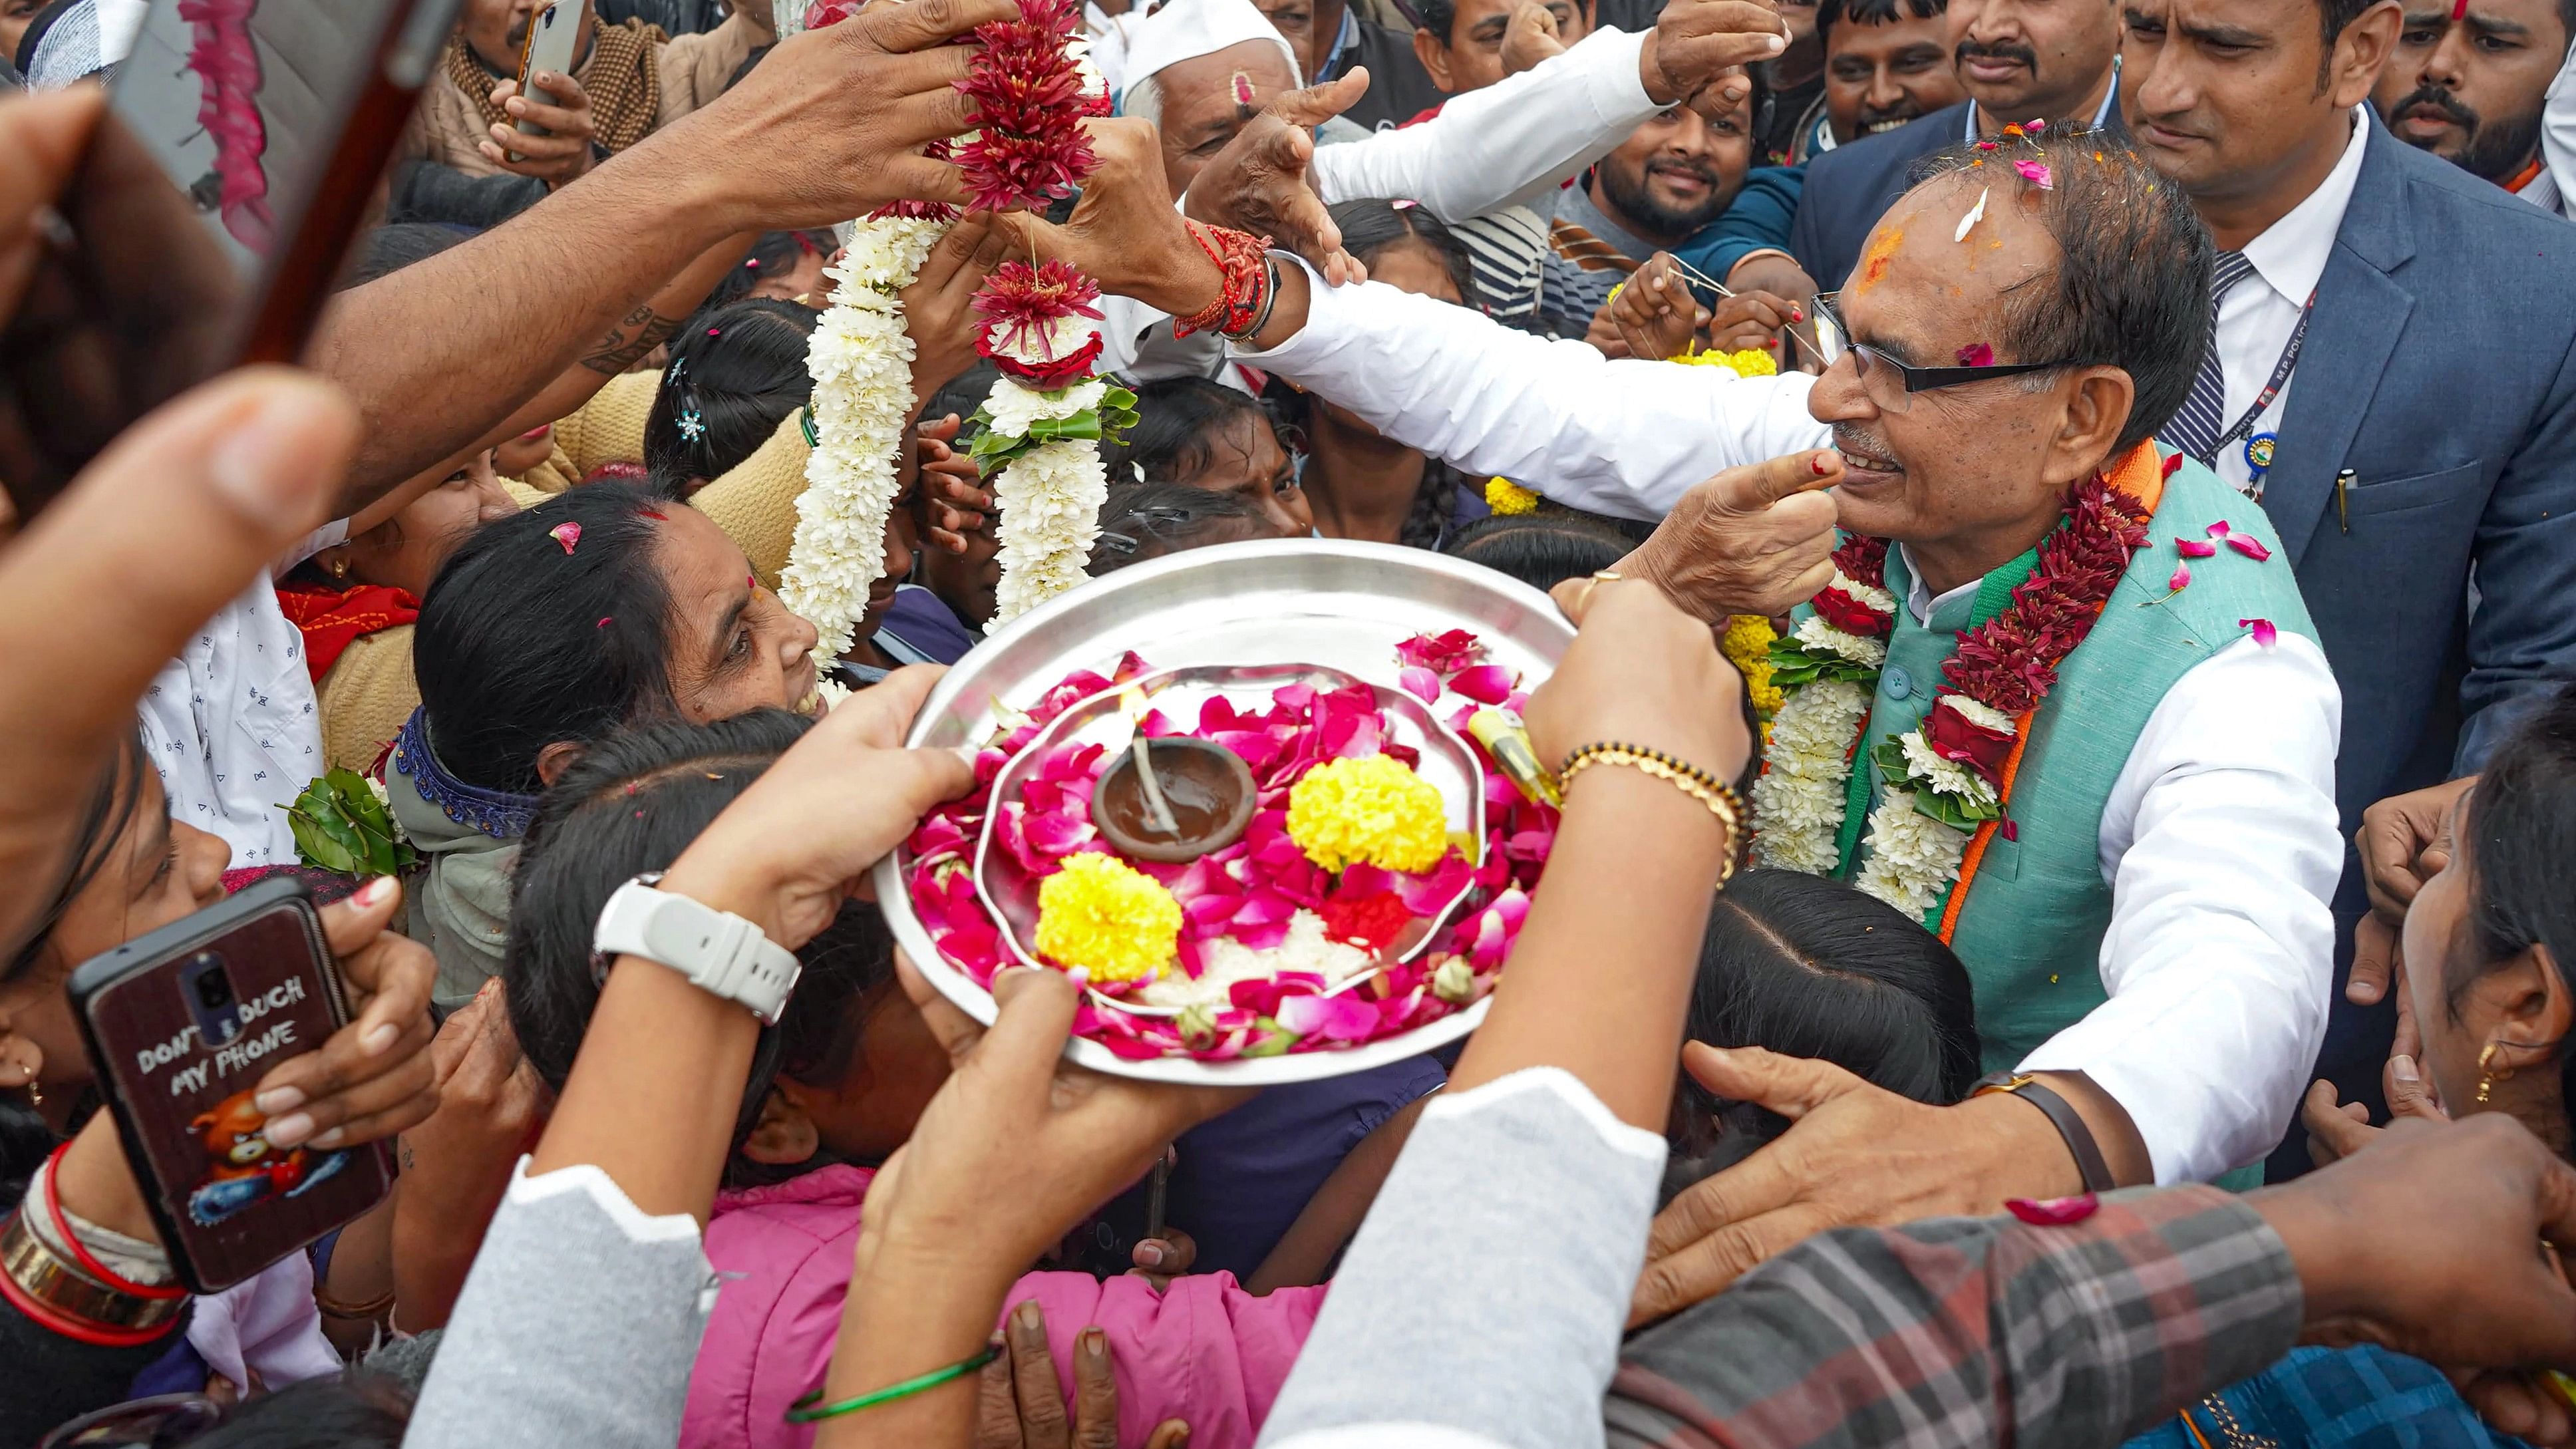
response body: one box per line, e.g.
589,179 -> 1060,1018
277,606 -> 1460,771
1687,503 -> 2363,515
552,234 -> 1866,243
1182,70 -> 1374,287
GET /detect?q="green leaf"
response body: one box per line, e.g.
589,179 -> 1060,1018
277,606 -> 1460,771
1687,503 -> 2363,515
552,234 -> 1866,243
1241,1018 -> 1299,1057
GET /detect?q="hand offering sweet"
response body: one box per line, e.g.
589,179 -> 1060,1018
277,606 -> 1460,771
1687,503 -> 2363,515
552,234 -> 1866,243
1500,0 -> 1569,76
1639,0 -> 1792,114
1533,574 -> 1751,788
1617,449 -> 1846,622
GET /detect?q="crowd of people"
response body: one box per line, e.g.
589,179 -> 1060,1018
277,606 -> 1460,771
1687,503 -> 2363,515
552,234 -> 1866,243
5,0 -> 2576,1442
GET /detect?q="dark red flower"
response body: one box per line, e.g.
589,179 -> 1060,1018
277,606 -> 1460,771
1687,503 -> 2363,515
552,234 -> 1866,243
973,258 -> 1107,387
1925,695 -> 2015,784
953,0 -> 1101,210
1830,534 -> 1890,586
978,327 -> 1104,390
1810,585 -> 1891,639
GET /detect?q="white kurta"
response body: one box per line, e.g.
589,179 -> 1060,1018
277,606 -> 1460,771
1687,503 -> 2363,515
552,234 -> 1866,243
1239,265 -> 2342,1184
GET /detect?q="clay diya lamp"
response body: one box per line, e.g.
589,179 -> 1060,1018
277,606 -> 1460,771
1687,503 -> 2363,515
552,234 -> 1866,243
1090,737 -> 1257,864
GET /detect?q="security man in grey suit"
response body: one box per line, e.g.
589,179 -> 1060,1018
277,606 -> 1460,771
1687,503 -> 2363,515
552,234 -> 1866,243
2123,0 -> 2576,1174
1788,0 -> 2127,286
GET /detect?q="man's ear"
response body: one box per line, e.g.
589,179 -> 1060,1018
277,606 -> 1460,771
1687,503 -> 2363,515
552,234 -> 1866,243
738,1086 -> 821,1167
1414,25 -> 1458,90
2328,0 -> 2402,107
2046,365 -> 2136,488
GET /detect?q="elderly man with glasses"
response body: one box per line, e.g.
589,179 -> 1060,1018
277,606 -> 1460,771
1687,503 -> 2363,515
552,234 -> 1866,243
1080,126 -> 2336,1306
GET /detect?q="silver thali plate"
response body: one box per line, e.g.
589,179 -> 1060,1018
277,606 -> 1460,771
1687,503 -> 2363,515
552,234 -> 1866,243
873,538 -> 1575,1084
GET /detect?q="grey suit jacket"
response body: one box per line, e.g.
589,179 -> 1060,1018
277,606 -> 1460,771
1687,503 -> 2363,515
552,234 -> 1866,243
2265,116 -> 2576,834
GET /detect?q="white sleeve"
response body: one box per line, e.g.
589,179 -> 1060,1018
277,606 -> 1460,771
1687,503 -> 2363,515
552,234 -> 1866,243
1231,255 -> 1832,520
1307,27 -> 1661,221
2018,633 -> 2343,1186
2543,37 -> 2576,211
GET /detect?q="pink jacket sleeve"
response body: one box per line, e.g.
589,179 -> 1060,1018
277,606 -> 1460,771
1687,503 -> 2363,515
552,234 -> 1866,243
1009,1271 -> 1326,1449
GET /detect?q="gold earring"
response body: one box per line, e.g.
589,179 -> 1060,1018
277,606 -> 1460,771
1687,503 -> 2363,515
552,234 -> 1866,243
329,556 -> 351,579
2477,1041 -> 2505,1106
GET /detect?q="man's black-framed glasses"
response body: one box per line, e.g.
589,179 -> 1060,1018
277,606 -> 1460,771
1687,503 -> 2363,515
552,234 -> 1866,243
1806,292 -> 2066,395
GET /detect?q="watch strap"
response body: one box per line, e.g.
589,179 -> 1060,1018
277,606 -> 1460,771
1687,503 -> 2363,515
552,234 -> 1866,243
594,876 -> 802,1026
1973,1072 -> 2116,1195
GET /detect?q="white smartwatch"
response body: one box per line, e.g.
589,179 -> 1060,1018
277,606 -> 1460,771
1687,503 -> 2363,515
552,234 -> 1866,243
592,873 -> 803,1026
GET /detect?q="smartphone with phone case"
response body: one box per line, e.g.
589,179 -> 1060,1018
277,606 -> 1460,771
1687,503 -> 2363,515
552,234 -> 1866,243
511,0 -> 583,155
0,0 -> 464,521
67,877 -> 393,1295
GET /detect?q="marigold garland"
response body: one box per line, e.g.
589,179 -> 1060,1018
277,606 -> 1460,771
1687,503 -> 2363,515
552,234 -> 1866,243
1484,477 -> 1539,515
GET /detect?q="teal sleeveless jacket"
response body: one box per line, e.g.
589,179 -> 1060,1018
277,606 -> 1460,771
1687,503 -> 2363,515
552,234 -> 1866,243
1823,452 -> 2318,1074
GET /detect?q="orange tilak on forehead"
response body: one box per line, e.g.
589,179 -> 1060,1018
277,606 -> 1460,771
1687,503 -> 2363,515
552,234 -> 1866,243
1856,226 -> 1905,291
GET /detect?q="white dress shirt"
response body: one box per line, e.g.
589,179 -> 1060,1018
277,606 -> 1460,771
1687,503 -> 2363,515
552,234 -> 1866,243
136,522 -> 343,870
1245,267 -> 2342,1183
2544,35 -> 2576,216
2207,106 -> 2368,496
1094,27 -> 1663,381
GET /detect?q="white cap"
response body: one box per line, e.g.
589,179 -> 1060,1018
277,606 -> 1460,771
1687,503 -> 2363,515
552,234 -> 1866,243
1118,0 -> 1303,126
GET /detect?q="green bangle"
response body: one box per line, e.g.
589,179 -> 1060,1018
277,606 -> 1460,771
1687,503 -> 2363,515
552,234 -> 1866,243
783,1346 -> 1000,1423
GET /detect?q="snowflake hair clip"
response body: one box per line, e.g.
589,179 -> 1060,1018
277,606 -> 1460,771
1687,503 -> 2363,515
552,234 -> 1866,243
664,355 -> 688,391
679,409 -> 708,442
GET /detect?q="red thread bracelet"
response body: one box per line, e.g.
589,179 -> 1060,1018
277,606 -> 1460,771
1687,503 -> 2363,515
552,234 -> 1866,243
1175,222 -> 1272,337
41,1142 -> 183,1299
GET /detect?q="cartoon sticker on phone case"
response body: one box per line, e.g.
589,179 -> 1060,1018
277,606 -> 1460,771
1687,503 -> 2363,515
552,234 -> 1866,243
184,1087 -> 347,1226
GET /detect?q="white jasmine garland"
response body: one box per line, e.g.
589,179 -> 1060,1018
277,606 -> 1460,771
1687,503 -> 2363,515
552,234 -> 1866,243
1749,677 -> 1869,873
1792,613 -> 1889,669
989,435 -> 1109,624
984,375 -> 1106,440
1939,694 -> 2017,734
1828,569 -> 1897,616
782,215 -> 950,665
1851,788 -> 1971,920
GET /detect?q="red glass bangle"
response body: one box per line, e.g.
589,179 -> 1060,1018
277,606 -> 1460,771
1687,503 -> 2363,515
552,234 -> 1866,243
41,1142 -> 182,1300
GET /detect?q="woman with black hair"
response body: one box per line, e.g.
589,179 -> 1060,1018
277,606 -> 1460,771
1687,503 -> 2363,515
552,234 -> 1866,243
1099,375 -> 1315,540
1439,512 -> 1638,594
1265,201 -> 1492,551
644,297 -> 822,499
0,744 -> 439,1442
1086,480 -> 1289,575
394,481 -> 822,1006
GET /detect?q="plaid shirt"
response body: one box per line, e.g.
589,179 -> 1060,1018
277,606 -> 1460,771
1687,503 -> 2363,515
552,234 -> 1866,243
1605,1185 -> 2305,1449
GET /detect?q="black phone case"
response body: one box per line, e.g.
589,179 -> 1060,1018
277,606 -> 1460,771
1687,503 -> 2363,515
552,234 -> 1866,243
68,876 -> 393,1295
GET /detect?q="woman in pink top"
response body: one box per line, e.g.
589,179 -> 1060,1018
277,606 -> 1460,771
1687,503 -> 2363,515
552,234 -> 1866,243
498,711 -> 1323,1449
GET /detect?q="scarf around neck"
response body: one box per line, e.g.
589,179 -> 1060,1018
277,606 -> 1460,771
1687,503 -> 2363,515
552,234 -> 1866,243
275,581 -> 419,682
389,709 -> 534,1009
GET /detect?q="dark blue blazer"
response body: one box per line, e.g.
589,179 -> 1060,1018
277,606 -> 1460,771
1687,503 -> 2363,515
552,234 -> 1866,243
2269,116 -> 2576,832
1786,101 -> 1971,290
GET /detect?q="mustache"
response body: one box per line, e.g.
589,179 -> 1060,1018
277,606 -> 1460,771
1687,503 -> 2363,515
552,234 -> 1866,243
1645,156 -> 1724,186
1832,424 -> 1899,466
1955,37 -> 2038,70
1856,96 -> 1929,128
2390,83 -> 2478,128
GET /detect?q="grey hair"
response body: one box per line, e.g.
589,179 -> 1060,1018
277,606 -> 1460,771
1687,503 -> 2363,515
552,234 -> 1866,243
1909,129 -> 2213,454
1123,75 -> 1165,126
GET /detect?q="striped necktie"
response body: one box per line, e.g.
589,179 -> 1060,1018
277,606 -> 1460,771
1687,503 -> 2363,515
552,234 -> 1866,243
2168,250 -> 2259,464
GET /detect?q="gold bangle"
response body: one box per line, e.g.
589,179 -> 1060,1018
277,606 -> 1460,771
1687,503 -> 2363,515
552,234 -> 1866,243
315,1284 -> 397,1320
1557,742 -> 1746,884
0,1210 -> 187,1335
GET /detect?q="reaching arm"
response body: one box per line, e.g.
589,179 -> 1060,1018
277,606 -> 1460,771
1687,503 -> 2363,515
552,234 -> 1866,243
2025,633 -> 2343,1184
1308,27 -> 1659,220
1234,257 -> 1832,518
302,0 -> 1015,511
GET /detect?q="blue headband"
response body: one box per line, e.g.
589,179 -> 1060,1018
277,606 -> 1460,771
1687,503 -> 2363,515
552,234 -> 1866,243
393,708 -> 538,840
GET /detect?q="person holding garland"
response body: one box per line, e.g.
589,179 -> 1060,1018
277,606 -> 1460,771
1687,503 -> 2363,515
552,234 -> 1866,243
1059,121 -> 2338,1307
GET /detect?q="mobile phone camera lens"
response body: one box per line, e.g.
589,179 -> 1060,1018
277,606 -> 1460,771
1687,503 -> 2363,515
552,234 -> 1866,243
191,959 -> 234,1009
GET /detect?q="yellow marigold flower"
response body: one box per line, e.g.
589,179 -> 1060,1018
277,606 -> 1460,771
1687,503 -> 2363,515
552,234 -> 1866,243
1035,852 -> 1182,983
1484,476 -> 1539,516
1671,345 -> 1780,377
1722,613 -> 1785,717
1288,755 -> 1449,874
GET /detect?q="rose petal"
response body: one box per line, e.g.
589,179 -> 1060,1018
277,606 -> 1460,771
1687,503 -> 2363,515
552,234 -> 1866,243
2205,520 -> 2231,538
1450,665 -> 1515,706
2012,159 -> 2052,189
2226,534 -> 2273,562
1955,342 -> 1995,368
2239,617 -> 2279,649
2168,560 -> 2191,591
2175,538 -> 2217,558
2004,1193 -> 2098,1225
1398,666 -> 1443,705
550,521 -> 582,555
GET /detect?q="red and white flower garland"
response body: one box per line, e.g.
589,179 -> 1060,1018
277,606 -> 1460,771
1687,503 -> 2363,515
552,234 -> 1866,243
955,0 -> 1124,626
1751,474 -> 2154,921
